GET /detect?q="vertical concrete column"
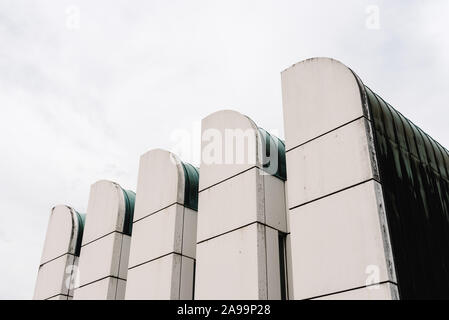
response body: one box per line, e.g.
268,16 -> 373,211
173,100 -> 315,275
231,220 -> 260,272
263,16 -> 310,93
281,57 -> 398,299
73,180 -> 135,300
34,205 -> 85,300
195,110 -> 288,299
125,149 -> 199,299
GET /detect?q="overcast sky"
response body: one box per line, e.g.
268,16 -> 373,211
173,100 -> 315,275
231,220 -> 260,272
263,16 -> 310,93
0,0 -> 448,299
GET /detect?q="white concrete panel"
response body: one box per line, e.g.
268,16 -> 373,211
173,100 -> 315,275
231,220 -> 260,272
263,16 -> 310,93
77,232 -> 123,287
281,57 -> 365,150
286,118 -> 373,208
40,206 -> 80,264
285,234 -> 294,299
289,181 -> 394,299
118,235 -> 131,280
313,283 -> 398,300
197,168 -> 261,242
125,254 -> 181,300
182,207 -> 198,259
126,149 -> 197,300
116,279 -> 127,300
180,256 -> 195,299
263,174 -> 287,233
196,110 -> 287,300
74,277 -> 118,300
284,181 -> 291,234
195,224 -> 265,300
128,204 -> 183,268
134,149 -> 185,221
66,257 -> 80,297
82,180 -> 126,244
34,254 -> 75,300
199,110 -> 261,190
47,295 -> 70,300
265,227 -> 282,300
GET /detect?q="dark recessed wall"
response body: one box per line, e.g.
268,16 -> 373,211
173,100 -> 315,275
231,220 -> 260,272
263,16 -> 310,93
364,85 -> 449,299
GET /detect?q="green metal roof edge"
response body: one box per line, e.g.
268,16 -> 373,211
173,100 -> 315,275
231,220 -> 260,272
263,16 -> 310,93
122,189 -> 136,236
350,67 -> 449,180
352,70 -> 449,299
257,127 -> 287,181
181,162 -> 199,211
74,211 -> 85,257
364,85 -> 449,180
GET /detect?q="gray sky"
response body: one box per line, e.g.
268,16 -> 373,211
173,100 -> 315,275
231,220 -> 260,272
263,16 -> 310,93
0,0 -> 448,299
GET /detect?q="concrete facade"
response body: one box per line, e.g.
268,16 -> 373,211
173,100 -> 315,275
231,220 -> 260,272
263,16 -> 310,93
194,110 -> 288,299
125,149 -> 198,299
281,58 -> 398,299
34,57 -> 449,300
34,205 -> 84,300
73,180 -> 135,300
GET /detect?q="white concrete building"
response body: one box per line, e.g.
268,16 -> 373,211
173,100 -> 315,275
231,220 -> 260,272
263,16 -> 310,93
34,205 -> 85,300
281,58 -> 397,299
73,180 -> 135,300
125,149 -> 198,299
34,57 -> 449,300
194,110 -> 289,299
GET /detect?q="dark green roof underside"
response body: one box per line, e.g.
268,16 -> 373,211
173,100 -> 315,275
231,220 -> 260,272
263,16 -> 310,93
74,211 -> 85,256
182,162 -> 199,211
258,127 -> 287,181
122,189 -> 136,236
362,84 -> 449,299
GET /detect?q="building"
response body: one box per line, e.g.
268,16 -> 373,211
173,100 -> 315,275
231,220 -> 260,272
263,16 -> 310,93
34,58 -> 449,300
